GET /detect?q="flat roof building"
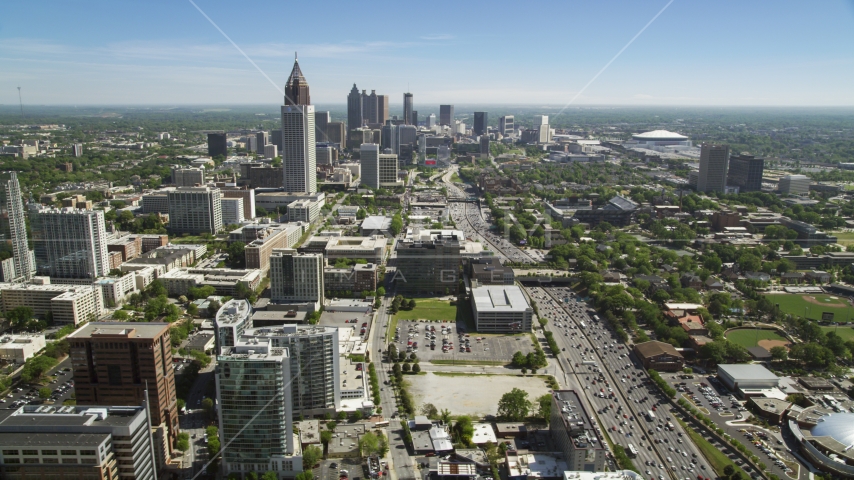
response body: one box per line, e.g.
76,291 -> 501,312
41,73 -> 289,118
0,333 -> 46,364
68,322 -> 179,469
0,405 -> 157,480
632,341 -> 684,372
0,283 -> 105,325
470,285 -> 533,333
159,267 -> 262,297
549,390 -> 608,472
717,364 -> 780,392
395,235 -> 460,295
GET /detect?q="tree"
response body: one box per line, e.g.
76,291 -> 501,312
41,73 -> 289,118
262,472 -> 279,480
112,309 -> 130,321
148,279 -> 167,297
359,431 -> 381,456
21,355 -> 58,382
177,398 -> 186,411
38,387 -> 52,399
421,403 -> 439,418
7,306 -> 34,331
377,286 -> 386,296
302,445 -> 322,468
201,398 -> 215,418
723,464 -> 735,477
412,363 -> 421,373
402,363 -> 411,373
176,432 -> 190,452
337,411 -> 347,421
352,409 -> 363,421
453,415 -> 474,446
295,472 -> 314,480
769,345 -> 788,361
321,430 -> 332,445
246,472 -> 258,480
536,394 -> 552,423
497,388 -> 532,421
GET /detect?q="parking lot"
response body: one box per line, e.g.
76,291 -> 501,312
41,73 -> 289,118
391,320 -> 536,363
0,357 -> 74,420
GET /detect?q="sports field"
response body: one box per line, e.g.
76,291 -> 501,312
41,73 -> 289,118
822,326 -> 854,341
765,294 -> 854,322
725,328 -> 790,349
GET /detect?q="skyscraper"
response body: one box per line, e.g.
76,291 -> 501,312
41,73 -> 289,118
207,132 -> 227,158
403,92 -> 414,126
697,144 -> 731,193
361,143 -> 400,189
68,322 -> 180,467
440,105 -> 454,126
474,112 -> 488,136
256,131 -> 268,153
534,115 -> 551,144
281,56 -> 316,194
411,110 -> 418,126
376,95 -> 389,124
31,207 -> 109,279
727,154 -> 765,192
499,115 -> 515,137
167,186 -> 223,235
216,341 -> 299,478
315,111 -> 330,142
366,90 -> 379,124
347,84 -> 362,131
426,113 -> 436,128
361,90 -> 370,123
0,171 -> 33,281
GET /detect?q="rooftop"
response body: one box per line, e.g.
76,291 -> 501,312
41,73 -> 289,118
69,322 -> 169,340
632,130 -> 688,140
718,364 -> 780,381
471,285 -> 531,313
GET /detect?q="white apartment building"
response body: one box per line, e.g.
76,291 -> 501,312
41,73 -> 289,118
30,207 -> 109,279
167,186 -> 223,235
270,249 -> 324,311
287,199 -> 319,223
221,197 -> 245,225
0,283 -> 104,325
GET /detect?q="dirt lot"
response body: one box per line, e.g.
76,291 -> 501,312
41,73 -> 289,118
392,320 -> 535,363
408,372 -> 553,418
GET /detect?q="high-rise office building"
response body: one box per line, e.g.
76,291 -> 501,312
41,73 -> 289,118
171,165 -> 205,187
315,111 -> 330,142
246,135 -> 258,153
0,405 -> 158,480
281,57 -> 316,194
534,115 -> 551,144
365,90 -> 379,124
403,93 -> 414,125
381,124 -> 398,153
376,95 -> 389,124
480,134 -> 490,155
727,154 -> 765,193
242,325 -> 341,416
360,144 -> 399,189
216,341 -> 299,478
499,115 -> 515,137
256,131 -> 269,153
31,207 -> 109,279
426,113 -> 436,128
167,186 -> 223,235
326,122 -> 345,148
779,175 -> 810,195
270,248 -> 324,311
440,105 -> 454,126
398,125 -> 417,150
271,129 -> 283,150
68,322 -> 179,467
361,90 -> 370,124
71,143 -> 84,157
474,112 -> 488,136
411,110 -> 418,126
347,84 -> 362,130
697,144 -> 730,193
0,172 -> 33,281
207,132 -> 227,158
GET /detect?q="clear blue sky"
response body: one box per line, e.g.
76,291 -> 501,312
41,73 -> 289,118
1,0 -> 853,106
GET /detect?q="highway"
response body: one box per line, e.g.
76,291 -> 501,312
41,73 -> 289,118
529,286 -> 715,480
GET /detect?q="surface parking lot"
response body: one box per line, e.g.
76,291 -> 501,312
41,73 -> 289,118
392,320 -> 536,363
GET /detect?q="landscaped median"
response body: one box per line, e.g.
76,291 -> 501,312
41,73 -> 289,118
674,417 -> 751,480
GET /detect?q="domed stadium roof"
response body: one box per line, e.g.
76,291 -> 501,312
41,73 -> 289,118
632,130 -> 688,140
811,412 -> 854,447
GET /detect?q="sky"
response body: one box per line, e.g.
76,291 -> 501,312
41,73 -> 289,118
1,0 -> 853,106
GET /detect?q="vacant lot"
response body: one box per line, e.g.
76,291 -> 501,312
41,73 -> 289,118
394,299 -> 458,322
408,372 -> 552,417
725,328 -> 790,349
765,294 -> 854,321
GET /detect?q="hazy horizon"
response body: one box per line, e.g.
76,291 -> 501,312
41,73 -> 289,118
3,0 -> 854,107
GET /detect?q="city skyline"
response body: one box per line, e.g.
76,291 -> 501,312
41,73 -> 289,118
1,1 -> 853,106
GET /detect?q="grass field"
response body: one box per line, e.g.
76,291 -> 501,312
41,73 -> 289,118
765,293 -> 854,321
725,329 -> 790,349
832,231 -> 854,245
394,299 -> 458,322
822,325 -> 854,341
675,417 -> 749,480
